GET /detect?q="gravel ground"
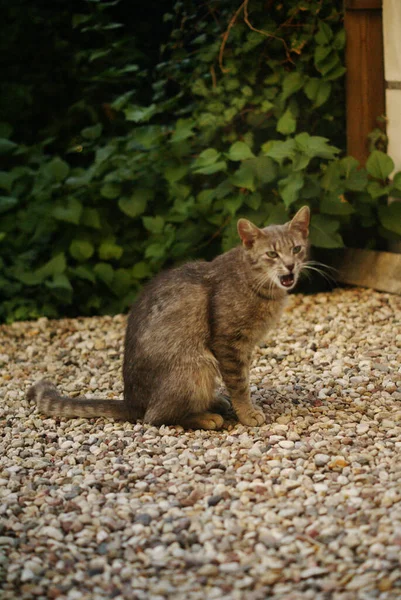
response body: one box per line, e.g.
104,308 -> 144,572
1,287 -> 401,600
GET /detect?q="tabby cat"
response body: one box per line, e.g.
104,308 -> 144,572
28,206 -> 310,429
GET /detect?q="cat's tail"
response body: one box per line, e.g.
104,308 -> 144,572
27,380 -> 131,421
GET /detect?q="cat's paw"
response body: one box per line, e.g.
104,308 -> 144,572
199,412 -> 225,430
237,405 -> 265,427
211,394 -> 231,415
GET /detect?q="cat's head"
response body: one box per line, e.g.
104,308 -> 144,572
237,206 -> 310,292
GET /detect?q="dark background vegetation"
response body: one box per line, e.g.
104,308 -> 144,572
1,0 -> 401,323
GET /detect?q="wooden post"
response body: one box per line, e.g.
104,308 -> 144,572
345,0 -> 385,164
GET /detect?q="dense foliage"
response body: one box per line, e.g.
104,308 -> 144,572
1,0 -> 401,323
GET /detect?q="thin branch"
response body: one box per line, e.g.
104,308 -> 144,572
243,0 -> 293,64
218,1 -> 246,74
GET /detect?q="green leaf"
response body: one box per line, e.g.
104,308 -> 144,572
72,265 -> 96,283
193,161 -> 227,175
392,172 -> 401,191
192,148 -> 220,168
224,195 -> 244,216
344,168 -> 368,192
246,156 -> 277,183
98,242 -> 123,261
263,139 -> 297,164
0,172 -> 13,192
278,172 -> 304,207
69,240 -> 95,262
118,189 -> 153,218
366,151 -> 394,180
309,215 -> 344,248
320,196 -> 355,215
47,157 -> 70,182
81,207 -> 101,229
367,181 -> 390,199
132,262 -> 153,279
94,263 -> 114,286
36,253 -> 66,280
276,107 -> 296,135
304,78 -> 331,107
112,269 -> 131,296
145,243 -> 166,259
245,192 -> 262,210
81,124 -> 103,140
52,197 -> 83,225
45,273 -> 73,292
314,21 -> 333,45
142,216 -> 165,234
227,141 -> 255,161
378,202 -> 401,235
164,164 -> 188,183
124,104 -> 157,123
230,164 -> 255,191
282,72 -> 304,101
295,133 -> 340,159
100,182 -> 121,199
171,119 -> 195,143
333,29 -> 346,50
0,196 -> 18,214
264,204 -> 288,226
0,138 -> 18,155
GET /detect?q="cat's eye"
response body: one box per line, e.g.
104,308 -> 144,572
266,250 -> 278,258
292,245 -> 302,254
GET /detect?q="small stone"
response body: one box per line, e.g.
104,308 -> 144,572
314,453 -> 330,466
278,440 -> 294,449
207,495 -> 224,507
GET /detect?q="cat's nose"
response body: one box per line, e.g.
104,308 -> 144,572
286,264 -> 295,272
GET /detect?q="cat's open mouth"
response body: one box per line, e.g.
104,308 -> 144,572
279,274 -> 295,288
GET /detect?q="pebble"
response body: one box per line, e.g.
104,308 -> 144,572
1,288 -> 401,599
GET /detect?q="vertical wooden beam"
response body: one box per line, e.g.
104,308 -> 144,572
345,0 -> 385,164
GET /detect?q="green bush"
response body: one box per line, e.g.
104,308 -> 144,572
1,0 -> 401,323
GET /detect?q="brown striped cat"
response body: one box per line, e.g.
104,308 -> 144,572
28,206 -> 310,429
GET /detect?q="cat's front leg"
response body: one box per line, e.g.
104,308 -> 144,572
214,342 -> 265,427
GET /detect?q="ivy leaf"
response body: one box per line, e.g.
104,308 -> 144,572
227,141 -> 255,161
278,172 -> 304,207
367,181 -> 390,199
230,164 -> 255,191
52,197 -> 83,225
246,156 -> 277,183
81,207 -> 101,229
320,196 -> 355,215
45,273 -> 73,292
164,164 -> 188,183
46,157 -> 70,182
94,263 -> 114,287
282,72 -> 304,101
81,124 -> 103,140
171,119 -> 195,143
0,196 -> 18,214
0,138 -> 18,155
391,172 -> 401,191
124,104 -> 157,123
344,168 -> 368,192
36,253 -> 66,280
366,151 -> 394,180
263,139 -> 297,164
118,189 -> 153,218
98,242 -> 123,261
100,182 -> 121,199
192,148 -> 220,168
295,133 -> 340,159
193,161 -> 227,175
276,107 -> 296,135
314,21 -> 333,45
309,215 -> 344,248
112,268 -> 131,296
304,78 -> 331,107
378,202 -> 401,235
69,240 -> 95,262
224,195 -> 244,216
132,261 -> 153,279
72,265 -> 96,283
142,216 -> 165,233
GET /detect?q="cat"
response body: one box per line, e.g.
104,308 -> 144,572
28,205 -> 310,429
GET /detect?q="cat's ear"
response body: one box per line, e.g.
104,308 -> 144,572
237,219 -> 261,249
289,206 -> 310,238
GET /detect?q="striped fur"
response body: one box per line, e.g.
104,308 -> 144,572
28,207 -> 310,429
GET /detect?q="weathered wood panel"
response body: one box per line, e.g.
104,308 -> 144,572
337,249 -> 401,294
345,1 -> 385,164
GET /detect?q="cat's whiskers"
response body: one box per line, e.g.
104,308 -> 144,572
301,261 -> 337,284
